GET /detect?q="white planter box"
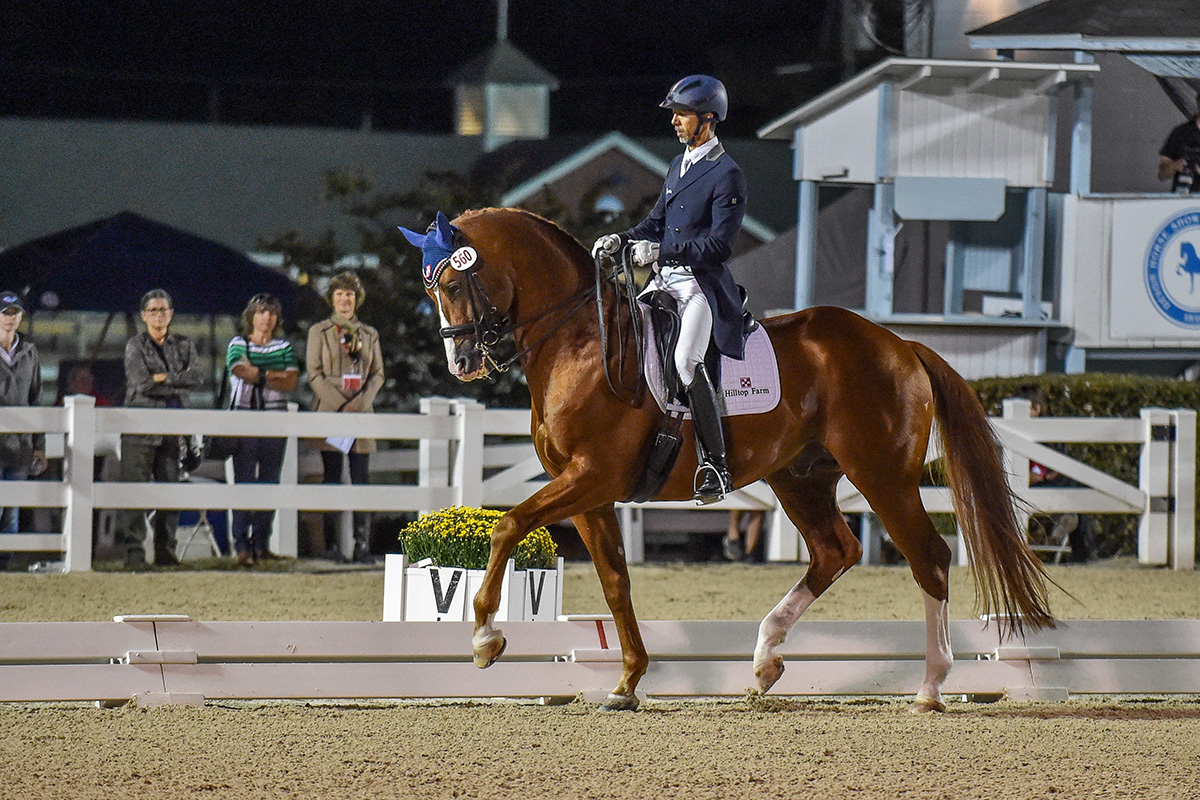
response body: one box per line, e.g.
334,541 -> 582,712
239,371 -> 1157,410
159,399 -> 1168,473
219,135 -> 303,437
383,554 -> 564,622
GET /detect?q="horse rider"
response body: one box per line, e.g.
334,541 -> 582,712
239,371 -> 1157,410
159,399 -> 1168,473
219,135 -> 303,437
592,74 -> 747,504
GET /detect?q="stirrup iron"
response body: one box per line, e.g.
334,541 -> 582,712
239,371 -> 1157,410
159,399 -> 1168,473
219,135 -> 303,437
693,461 -> 730,505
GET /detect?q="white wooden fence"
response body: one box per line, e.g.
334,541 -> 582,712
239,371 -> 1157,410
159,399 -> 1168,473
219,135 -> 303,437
1,616 -> 1197,705
0,395 -> 1194,572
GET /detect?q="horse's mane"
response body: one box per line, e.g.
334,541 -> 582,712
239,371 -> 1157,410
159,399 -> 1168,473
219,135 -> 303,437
457,207 -> 592,277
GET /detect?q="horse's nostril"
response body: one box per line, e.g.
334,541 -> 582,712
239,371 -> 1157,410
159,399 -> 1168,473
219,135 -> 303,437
455,354 -> 472,373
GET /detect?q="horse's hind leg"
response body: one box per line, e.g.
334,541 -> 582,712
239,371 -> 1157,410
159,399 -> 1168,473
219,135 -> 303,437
858,483 -> 953,713
572,505 -> 648,710
754,465 -> 862,694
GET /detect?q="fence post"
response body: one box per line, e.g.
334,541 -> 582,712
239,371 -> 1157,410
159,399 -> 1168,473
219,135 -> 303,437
451,398 -> 485,509
766,507 -> 802,562
1169,409 -> 1196,570
618,506 -> 644,563
419,397 -> 452,516
999,397 -> 1033,563
62,396 -> 96,573
1139,408 -> 1172,566
273,402 -> 300,558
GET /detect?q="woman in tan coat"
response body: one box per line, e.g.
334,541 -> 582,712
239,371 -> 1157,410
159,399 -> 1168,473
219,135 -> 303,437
307,271 -> 384,563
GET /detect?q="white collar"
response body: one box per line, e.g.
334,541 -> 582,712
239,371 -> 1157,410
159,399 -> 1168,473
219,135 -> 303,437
681,137 -> 720,175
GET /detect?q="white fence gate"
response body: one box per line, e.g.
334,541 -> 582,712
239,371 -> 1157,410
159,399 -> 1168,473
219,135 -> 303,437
0,395 -> 1193,572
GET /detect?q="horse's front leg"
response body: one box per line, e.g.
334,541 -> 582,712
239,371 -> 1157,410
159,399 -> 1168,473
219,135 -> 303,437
571,505 -> 647,710
470,467 -> 609,670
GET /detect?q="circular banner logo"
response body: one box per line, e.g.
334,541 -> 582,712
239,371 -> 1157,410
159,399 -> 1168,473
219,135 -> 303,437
1145,209 -> 1200,328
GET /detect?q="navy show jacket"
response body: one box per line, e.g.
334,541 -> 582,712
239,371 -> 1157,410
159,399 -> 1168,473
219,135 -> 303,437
622,142 -> 747,359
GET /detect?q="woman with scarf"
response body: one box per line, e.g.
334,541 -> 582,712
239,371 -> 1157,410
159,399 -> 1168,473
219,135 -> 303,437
306,271 -> 384,563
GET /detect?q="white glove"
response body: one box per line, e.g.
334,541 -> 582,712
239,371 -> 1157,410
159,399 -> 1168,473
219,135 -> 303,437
591,234 -> 621,259
630,240 -> 660,268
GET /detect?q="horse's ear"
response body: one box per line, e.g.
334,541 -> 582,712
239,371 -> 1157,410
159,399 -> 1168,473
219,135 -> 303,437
432,211 -> 455,249
398,226 -> 427,249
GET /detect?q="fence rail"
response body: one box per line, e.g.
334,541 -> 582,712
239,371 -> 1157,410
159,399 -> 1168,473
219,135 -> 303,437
0,396 -> 1193,571
0,617 -> 1196,705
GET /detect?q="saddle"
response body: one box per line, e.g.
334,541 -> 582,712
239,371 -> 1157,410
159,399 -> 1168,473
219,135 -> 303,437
627,287 -> 766,503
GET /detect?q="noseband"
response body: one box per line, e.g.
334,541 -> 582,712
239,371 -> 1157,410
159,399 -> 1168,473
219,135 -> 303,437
437,263 -> 510,351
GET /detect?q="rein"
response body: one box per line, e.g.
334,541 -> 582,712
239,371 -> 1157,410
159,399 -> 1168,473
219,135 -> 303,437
595,247 -> 645,404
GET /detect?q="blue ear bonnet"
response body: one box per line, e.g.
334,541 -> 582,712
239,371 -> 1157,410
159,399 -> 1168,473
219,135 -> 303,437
399,211 -> 461,289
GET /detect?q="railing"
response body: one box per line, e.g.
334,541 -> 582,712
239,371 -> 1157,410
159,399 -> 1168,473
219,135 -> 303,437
0,396 -> 1194,572
2,617 -> 1198,704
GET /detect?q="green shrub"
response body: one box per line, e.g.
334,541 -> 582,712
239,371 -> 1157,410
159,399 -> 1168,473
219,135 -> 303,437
971,373 -> 1200,558
398,506 -> 558,570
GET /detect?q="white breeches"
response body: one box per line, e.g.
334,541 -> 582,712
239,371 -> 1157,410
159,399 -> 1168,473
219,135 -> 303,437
643,266 -> 712,386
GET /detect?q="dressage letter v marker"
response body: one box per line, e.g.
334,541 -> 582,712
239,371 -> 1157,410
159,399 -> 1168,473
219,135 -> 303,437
527,571 -> 547,615
429,569 -> 463,615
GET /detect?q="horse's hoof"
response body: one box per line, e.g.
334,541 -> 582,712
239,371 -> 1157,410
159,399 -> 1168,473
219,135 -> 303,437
599,693 -> 640,712
910,694 -> 946,714
472,637 -> 507,669
754,658 -> 785,694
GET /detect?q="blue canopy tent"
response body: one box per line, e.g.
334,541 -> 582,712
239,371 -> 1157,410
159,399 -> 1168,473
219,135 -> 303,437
0,211 -> 321,319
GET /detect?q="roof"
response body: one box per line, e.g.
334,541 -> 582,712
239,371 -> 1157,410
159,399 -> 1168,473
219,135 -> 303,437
0,211 -> 321,318
967,0 -> 1200,51
448,39 -> 560,88
0,117 -> 487,254
491,132 -> 791,240
757,57 -> 1100,140
498,132 -> 672,204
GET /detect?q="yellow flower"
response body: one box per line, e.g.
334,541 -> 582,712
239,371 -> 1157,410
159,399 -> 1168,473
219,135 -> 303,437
398,506 -> 558,570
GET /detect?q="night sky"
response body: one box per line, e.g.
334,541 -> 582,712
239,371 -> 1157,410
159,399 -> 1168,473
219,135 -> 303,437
1,0 -> 850,137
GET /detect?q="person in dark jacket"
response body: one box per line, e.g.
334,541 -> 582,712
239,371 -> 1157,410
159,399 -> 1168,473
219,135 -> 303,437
1158,91 -> 1200,192
117,289 -> 203,569
592,74 -> 747,504
0,290 -> 46,567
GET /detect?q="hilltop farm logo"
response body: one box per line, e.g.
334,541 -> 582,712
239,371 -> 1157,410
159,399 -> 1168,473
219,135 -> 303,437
726,375 -> 768,399
1145,209 -> 1200,328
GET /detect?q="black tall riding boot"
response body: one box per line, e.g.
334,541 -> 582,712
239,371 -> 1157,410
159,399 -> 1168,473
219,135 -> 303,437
687,363 -> 731,505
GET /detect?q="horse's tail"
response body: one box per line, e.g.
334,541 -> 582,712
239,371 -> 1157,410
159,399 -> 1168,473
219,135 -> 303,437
908,341 -> 1055,637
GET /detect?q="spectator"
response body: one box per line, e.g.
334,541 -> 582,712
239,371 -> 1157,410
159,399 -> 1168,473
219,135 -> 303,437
117,289 -> 203,569
307,271 -> 384,564
1157,91 -> 1200,193
226,293 -> 299,566
0,291 -> 46,569
723,509 -> 763,562
55,363 -> 114,407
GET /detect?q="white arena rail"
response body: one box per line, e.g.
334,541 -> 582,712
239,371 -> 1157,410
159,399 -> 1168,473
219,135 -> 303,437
0,396 -> 1193,571
0,617 -> 1196,705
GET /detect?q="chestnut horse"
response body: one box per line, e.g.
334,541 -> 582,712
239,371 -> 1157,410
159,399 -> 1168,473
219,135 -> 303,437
411,207 -> 1053,712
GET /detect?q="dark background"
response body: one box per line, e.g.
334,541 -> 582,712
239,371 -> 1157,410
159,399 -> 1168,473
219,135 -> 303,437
0,0 -> 863,137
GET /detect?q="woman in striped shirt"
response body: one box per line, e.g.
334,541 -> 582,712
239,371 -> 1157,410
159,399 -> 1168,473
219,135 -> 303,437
226,293 -> 300,566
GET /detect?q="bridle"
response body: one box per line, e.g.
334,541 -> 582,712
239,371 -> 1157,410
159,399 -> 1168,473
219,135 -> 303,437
434,246 -> 645,403
435,255 -> 592,377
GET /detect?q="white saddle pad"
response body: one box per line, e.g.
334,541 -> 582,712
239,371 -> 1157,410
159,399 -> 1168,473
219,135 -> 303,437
644,320 -> 780,417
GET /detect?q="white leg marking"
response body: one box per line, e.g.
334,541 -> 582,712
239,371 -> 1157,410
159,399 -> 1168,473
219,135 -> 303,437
472,613 -> 502,652
754,583 -> 816,677
915,592 -> 952,711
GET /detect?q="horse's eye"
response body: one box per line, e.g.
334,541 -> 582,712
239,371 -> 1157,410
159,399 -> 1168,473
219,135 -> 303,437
445,282 -> 462,299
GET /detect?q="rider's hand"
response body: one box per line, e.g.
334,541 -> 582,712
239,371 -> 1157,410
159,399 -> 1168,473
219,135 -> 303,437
630,241 -> 660,268
591,234 -> 621,259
